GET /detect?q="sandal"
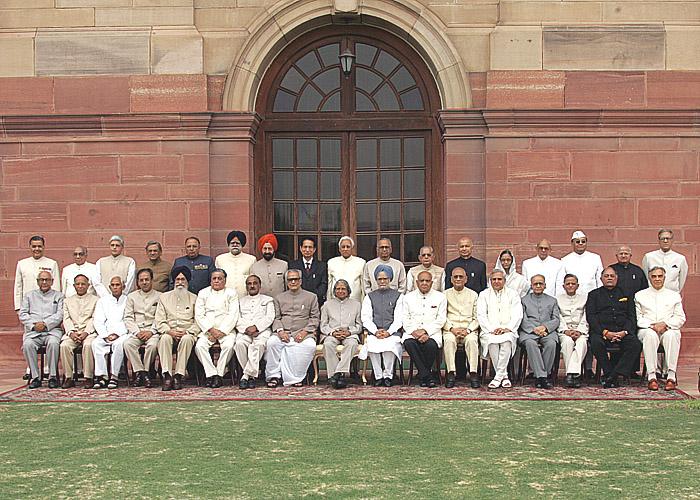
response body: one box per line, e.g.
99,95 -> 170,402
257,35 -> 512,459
292,382 -> 303,388
487,378 -> 502,389
92,377 -> 107,389
107,378 -> 118,389
501,379 -> 512,388
266,378 -> 280,388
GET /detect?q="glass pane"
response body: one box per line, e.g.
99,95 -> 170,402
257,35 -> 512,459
355,92 -> 376,112
403,201 -> 425,231
320,92 -> 340,112
356,203 -> 377,232
380,202 -> 400,231
320,171 -> 340,199
404,137 -> 424,167
321,235 -> 341,262
400,88 -> 424,111
320,139 -> 340,168
380,138 -> 400,168
273,171 -> 293,199
374,50 -> 399,76
356,67 -> 382,94
317,43 -> 339,68
390,66 -> 415,92
320,203 -> 341,231
382,234 -> 401,261
297,85 -> 323,112
380,170 -> 401,199
280,66 -> 305,93
273,89 -> 295,112
403,169 -> 425,198
356,139 -> 377,168
272,139 -> 293,168
356,171 -> 376,200
355,43 -> 377,67
297,139 -> 317,168
403,233 -> 424,264
296,51 -> 321,77
374,83 -> 400,111
297,203 -> 318,231
276,234 -> 295,262
313,68 -> 340,94
297,171 -> 317,200
274,202 -> 294,231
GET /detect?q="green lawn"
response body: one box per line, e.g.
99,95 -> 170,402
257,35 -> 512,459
0,400 -> 697,499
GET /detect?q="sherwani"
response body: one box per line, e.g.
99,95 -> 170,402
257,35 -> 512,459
518,293 -> 560,379
443,287 -> 480,373
139,258 -> 172,293
522,256 -> 565,298
477,287 -> 523,380
195,286 -> 240,378
562,251 -> 603,296
60,292 -> 98,378
92,294 -> 129,378
406,264 -> 445,293
556,292 -> 589,376
234,293 -> 275,378
267,289 -> 319,385
155,289 -> 200,376
19,289 -> 64,379
363,257 -> 407,294
215,251 -> 256,298
95,255 -> 136,297
14,256 -> 60,310
250,257 -> 287,297
401,289 -> 447,382
61,262 -> 99,298
641,249 -> 688,292
361,289 -> 404,380
122,289 -> 161,373
321,297 -> 362,376
635,287 -> 685,380
445,256 -> 487,293
327,255 -> 366,303
172,254 -> 214,294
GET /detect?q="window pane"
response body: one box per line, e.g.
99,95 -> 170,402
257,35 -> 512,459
297,139 -> 317,168
374,50 -> 399,76
356,67 -> 382,94
296,171 -> 317,200
296,51 -> 321,77
404,137 -> 424,167
374,83 -> 400,111
321,234 -> 341,261
400,88 -> 424,111
390,66 -> 415,92
356,203 -> 377,232
356,171 -> 376,200
355,43 -> 377,67
380,138 -> 400,168
380,170 -> 401,199
403,169 -> 425,198
273,171 -> 293,199
320,139 -> 340,168
280,66 -> 305,93
356,139 -> 377,168
297,203 -> 318,231
274,202 -> 294,231
317,43 -> 339,68
313,68 -> 340,94
380,202 -> 400,231
297,85 -> 323,112
403,201 -> 425,231
272,139 -> 293,168
276,234 -> 295,261
403,233 -> 424,264
320,171 -> 340,199
320,203 -> 341,231
273,89 -> 296,112
382,234 -> 401,261
355,92 -> 376,112
320,92 -> 340,112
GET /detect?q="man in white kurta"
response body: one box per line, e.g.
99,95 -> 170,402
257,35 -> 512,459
522,239 -> 565,297
61,246 -> 98,298
641,229 -> 688,293
635,266 -> 686,391
327,236 -> 366,303
561,230 -> 603,296
556,274 -> 589,388
14,235 -> 60,311
195,269 -> 240,388
477,270 -> 523,389
234,275 -> 275,389
60,273 -> 99,388
443,266 -> 480,388
215,230 -> 256,298
406,246 -> 445,293
94,235 -> 136,297
401,271 -> 447,388
363,238 -> 407,294
92,276 -> 129,389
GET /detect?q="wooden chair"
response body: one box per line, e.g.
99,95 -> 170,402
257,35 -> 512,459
640,344 -> 666,385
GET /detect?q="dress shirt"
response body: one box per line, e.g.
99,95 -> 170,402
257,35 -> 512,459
401,289 -> 447,347
634,287 -> 686,330
556,292 -> 589,335
19,289 -> 64,337
124,289 -> 161,334
476,287 -> 523,334
641,249 -> 688,292
363,257 -> 407,294
61,262 -> 99,298
93,294 -> 128,338
444,256 -> 487,293
443,287 -> 479,333
155,289 -> 200,336
320,297 -> 362,338
562,251 -> 603,296
522,255 -> 565,297
327,255 -> 366,303
63,293 -> 99,334
520,292 -> 560,334
250,257 -> 287,297
195,286 -> 240,336
215,251 -> 256,298
138,258 -> 172,292
172,254 -> 215,294
272,289 -> 320,335
95,254 -> 136,297
406,264 -> 446,292
14,256 -> 60,309
236,294 -> 276,334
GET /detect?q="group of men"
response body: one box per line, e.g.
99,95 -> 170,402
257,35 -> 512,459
16,227 -> 687,392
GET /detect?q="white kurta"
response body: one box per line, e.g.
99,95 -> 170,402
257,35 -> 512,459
61,262 -> 99,298
361,294 -> 404,359
476,287 -> 523,357
522,255 -> 565,297
236,294 -> 276,335
14,256 -> 60,310
556,292 -> 589,335
406,264 -> 446,293
215,252 -> 257,298
195,286 -> 240,336
400,289 -> 447,348
93,294 -> 128,338
562,251 -> 603,296
641,249 -> 688,292
363,258 -> 407,294
327,255 -> 366,303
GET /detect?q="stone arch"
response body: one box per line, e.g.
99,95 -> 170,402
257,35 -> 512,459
222,0 -> 471,112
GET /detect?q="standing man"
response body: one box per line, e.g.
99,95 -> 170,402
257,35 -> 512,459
60,274 -> 99,388
122,268 -> 162,388
444,236 -> 486,294
94,235 -> 136,297
402,271 -> 447,388
234,275 -> 275,389
139,241 -> 171,293
641,229 -> 688,293
610,245 -> 648,299
635,267 -> 685,391
327,236 -> 366,303
562,230 -> 603,296
250,233 -> 287,298
14,235 -> 60,312
92,276 -> 129,389
61,246 -> 98,298
289,236 -> 328,308
556,274 -> 589,388
215,230 -> 256,298
19,271 -> 64,389
172,236 -> 214,295
406,246 -> 445,292
522,239 -> 565,297
363,237 -> 407,294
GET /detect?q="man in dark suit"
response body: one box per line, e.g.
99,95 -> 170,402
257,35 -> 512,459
288,237 -> 328,308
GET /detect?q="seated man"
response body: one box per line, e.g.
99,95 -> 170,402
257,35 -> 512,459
477,270 -> 523,389
234,275 -> 275,389
194,269 -> 240,388
321,279 -> 362,390
518,275 -> 560,390
266,269 -> 320,387
443,266 -> 480,388
556,274 -> 589,388
60,274 -> 99,388
92,276 -> 129,389
635,266 -> 686,391
360,265 -> 404,387
401,271 -> 447,388
19,271 -> 64,389
123,268 -> 161,388
586,267 -> 642,388
156,267 -> 201,391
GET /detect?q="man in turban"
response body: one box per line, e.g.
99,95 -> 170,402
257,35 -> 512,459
215,230 -> 256,298
250,233 -> 288,298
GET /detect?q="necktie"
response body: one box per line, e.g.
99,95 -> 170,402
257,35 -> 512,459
305,262 -> 311,273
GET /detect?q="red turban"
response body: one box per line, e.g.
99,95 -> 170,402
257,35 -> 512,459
258,233 -> 278,253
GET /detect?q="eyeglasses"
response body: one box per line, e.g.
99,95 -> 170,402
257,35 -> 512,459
573,239 -> 587,244
37,278 -> 52,282
532,282 -> 545,286
73,252 -> 85,256
659,237 -> 672,241
287,278 -> 300,282
537,246 -> 550,250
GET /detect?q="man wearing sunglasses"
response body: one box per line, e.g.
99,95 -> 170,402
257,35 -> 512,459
562,230 -> 603,297
61,246 -> 98,298
522,239 -> 565,297
641,229 -> 688,293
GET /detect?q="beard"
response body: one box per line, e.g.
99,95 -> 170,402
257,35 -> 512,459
263,252 -> 274,261
230,247 -> 241,255
174,285 -> 189,299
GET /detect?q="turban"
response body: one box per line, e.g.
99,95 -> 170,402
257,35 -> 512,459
171,265 -> 191,282
374,264 -> 394,281
258,233 -> 278,253
226,230 -> 247,247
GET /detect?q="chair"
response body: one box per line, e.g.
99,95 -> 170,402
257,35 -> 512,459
35,345 -> 57,382
401,347 -> 443,386
519,342 -> 561,386
640,344 -> 666,385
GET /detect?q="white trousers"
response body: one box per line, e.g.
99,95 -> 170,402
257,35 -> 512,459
93,335 -> 128,378
637,328 -> 681,380
195,334 -> 237,378
265,335 -> 316,386
558,333 -> 588,375
368,352 -> 397,379
234,332 -> 270,378
488,343 -> 512,380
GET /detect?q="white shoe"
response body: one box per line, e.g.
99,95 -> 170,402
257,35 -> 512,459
488,378 -> 502,389
501,379 -> 512,388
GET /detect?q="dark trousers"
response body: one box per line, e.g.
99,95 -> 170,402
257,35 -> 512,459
403,338 -> 438,381
590,333 -> 642,378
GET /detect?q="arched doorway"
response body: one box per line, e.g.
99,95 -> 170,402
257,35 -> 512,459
254,25 -> 442,265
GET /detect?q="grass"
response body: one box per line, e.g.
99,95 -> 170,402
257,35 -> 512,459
0,400 -> 697,499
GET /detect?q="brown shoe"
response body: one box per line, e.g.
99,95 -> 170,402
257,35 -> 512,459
61,378 -> 75,389
647,379 -> 659,391
664,379 -> 677,391
173,374 -> 183,390
162,373 -> 173,391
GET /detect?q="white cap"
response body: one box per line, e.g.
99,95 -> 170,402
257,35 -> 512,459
571,230 -> 586,240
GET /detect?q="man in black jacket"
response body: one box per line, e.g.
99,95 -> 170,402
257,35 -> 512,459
288,236 -> 328,308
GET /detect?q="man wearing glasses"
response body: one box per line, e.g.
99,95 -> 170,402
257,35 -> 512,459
406,245 -> 445,292
562,230 -> 603,297
522,239 -> 565,297
641,229 -> 688,293
61,246 -> 98,297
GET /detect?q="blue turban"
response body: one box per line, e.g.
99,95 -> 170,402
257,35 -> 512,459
374,264 -> 394,281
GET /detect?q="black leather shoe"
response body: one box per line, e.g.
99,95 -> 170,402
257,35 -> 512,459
469,376 -> 481,389
143,374 -> 153,388
133,372 -> 144,387
419,379 -> 429,387
48,377 -> 59,389
247,378 -> 256,389
213,375 -> 222,388
572,375 -> 582,388
28,378 -> 41,389
239,378 -> 249,389
564,374 -> 575,388
383,377 -> 392,387
445,372 -> 456,388
427,378 -> 437,388
162,373 -> 173,391
23,373 -> 31,381
374,378 -> 384,387
335,375 -> 347,389
328,373 -> 339,388
535,377 -> 553,389
173,374 -> 183,390
602,376 -> 619,389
